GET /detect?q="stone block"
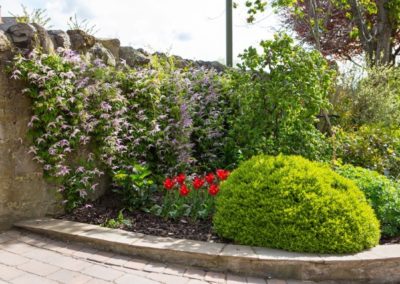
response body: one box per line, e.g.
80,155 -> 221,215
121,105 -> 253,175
48,30 -> 71,49
97,38 -> 120,60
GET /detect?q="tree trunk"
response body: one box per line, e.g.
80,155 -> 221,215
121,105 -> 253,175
375,0 -> 393,65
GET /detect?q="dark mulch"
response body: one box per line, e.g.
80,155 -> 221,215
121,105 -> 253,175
59,191 -> 399,245
59,191 -> 226,243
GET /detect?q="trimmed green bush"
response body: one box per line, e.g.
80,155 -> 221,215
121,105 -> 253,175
335,164 -> 400,237
213,155 -> 380,254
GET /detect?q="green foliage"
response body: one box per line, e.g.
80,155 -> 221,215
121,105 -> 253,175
333,125 -> 400,179
334,164 -> 400,237
227,33 -> 335,161
113,164 -> 155,210
10,4 -> 52,28
12,49 -> 233,210
334,67 -> 400,128
102,210 -> 132,229
67,14 -> 98,35
213,154 -> 380,253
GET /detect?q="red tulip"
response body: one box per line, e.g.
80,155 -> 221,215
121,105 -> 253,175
179,184 -> 190,196
193,177 -> 205,189
205,172 -> 215,184
216,169 -> 230,180
163,178 -> 175,190
175,173 -> 186,185
208,184 -> 219,196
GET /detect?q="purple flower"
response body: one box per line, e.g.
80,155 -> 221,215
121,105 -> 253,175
100,101 -> 112,112
56,165 -> 70,176
76,166 -> 85,173
79,189 -> 87,198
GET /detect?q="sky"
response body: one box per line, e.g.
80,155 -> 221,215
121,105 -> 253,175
0,0 -> 283,63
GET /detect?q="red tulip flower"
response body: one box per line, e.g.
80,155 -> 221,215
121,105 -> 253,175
179,184 -> 190,196
193,177 -> 205,189
216,169 -> 230,180
175,173 -> 186,185
208,184 -> 219,196
163,178 -> 175,190
205,172 -> 215,184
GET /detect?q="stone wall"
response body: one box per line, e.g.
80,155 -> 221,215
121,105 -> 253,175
0,30 -> 61,231
0,20 -> 224,231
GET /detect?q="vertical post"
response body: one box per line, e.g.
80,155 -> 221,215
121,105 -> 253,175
226,0 -> 233,67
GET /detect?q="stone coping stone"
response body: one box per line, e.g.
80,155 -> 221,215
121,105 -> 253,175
14,218 -> 400,283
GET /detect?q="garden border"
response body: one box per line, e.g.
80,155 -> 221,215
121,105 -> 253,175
14,218 -> 400,283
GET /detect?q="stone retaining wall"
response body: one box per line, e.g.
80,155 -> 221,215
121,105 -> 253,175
0,19 -> 224,230
0,31 -> 60,230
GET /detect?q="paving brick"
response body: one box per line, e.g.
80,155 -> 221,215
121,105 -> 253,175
44,253 -> 92,272
84,278 -> 111,284
17,259 -> 60,276
42,239 -> 67,251
0,263 -> 25,281
86,250 -> 115,263
227,273 -> 247,283
163,264 -> 187,276
148,272 -> 190,283
47,269 -> 93,284
123,258 -> 148,270
104,254 -> 130,266
267,280 -> 287,284
115,273 -> 160,284
3,230 -> 22,239
205,271 -> 226,283
72,247 -> 99,259
144,262 -> 167,273
3,240 -> 38,254
187,279 -> 209,284
22,247 -> 62,261
10,273 -> 59,284
183,268 -> 206,280
81,264 -> 125,281
52,243 -> 83,255
0,233 -> 11,243
117,266 -> 152,277
247,276 -> 267,283
0,250 -> 30,266
17,235 -> 48,247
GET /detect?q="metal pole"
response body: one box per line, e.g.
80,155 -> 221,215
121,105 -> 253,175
226,0 -> 233,67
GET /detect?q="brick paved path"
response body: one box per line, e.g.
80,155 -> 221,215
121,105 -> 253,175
0,230 -> 313,284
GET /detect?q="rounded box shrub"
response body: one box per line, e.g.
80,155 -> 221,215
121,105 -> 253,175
335,164 -> 400,237
213,155 -> 380,254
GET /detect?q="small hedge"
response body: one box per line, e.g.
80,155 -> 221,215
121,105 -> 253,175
213,155 -> 380,254
335,164 -> 400,237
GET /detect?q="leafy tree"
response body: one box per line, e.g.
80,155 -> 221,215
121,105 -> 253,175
227,33 -> 335,161
239,0 -> 400,66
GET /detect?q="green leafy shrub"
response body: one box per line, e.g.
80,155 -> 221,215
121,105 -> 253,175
333,125 -> 400,179
334,164 -> 400,237
102,210 -> 131,229
226,33 -> 335,162
334,66 -> 400,128
213,155 -> 380,253
113,164 -> 155,210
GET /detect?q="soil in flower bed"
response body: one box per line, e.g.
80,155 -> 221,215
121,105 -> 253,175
59,191 -> 227,243
59,191 -> 399,245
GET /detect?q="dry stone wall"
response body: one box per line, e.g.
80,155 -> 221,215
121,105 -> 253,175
0,19 -> 225,230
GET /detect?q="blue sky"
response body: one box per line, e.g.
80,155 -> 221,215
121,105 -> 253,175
0,0 -> 282,63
